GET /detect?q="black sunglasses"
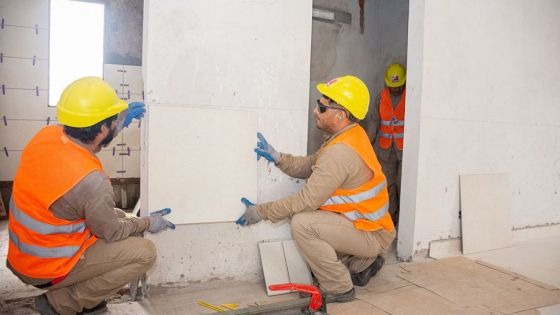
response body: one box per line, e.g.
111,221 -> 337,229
316,99 -> 340,114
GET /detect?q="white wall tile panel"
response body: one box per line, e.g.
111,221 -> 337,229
0,150 -> 21,181
0,26 -> 48,58
123,149 -> 140,178
0,0 -> 49,27
122,65 -> 143,95
97,149 -> 123,179
147,106 -> 258,224
0,120 -> 45,150
0,89 -> 52,119
0,57 -> 48,88
122,124 -> 140,150
103,64 -> 125,94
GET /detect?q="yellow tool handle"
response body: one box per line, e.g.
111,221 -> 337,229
197,300 -> 225,312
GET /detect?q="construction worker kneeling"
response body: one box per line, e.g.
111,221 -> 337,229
237,75 -> 395,303
6,77 -> 175,315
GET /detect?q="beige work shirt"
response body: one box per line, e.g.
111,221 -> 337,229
8,135 -> 149,284
256,124 -> 374,222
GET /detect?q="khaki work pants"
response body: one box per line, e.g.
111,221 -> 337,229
45,237 -> 156,315
291,211 -> 395,294
379,157 -> 402,226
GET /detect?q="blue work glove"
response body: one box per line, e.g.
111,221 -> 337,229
147,208 -> 176,233
235,198 -> 262,226
123,102 -> 146,128
255,132 -> 280,164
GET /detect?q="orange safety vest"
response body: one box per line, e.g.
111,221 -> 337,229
319,125 -> 394,232
8,126 -> 100,279
378,88 -> 406,150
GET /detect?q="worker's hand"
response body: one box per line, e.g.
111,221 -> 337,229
123,102 -> 146,128
235,198 -> 262,226
255,132 -> 280,164
147,208 -> 176,233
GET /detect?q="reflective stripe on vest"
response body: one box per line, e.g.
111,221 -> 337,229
9,229 -> 86,258
380,132 -> 404,139
380,119 -> 404,127
323,180 -> 387,206
322,181 -> 389,223
10,198 -> 86,235
344,202 -> 389,222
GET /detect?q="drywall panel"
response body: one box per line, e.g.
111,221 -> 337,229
399,0 -> 560,260
460,174 -> 512,254
142,0 -> 311,283
147,106 -> 257,224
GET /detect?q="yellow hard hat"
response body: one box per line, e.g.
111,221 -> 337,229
316,75 -> 370,120
57,76 -> 128,128
384,63 -> 406,88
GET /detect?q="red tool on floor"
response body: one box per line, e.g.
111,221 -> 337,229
220,283 -> 327,315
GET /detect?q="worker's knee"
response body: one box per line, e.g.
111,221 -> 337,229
290,212 -> 313,240
133,238 -> 157,268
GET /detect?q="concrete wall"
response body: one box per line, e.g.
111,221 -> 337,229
0,0 -> 142,181
399,0 -> 560,260
308,0 -> 409,153
104,0 -> 143,66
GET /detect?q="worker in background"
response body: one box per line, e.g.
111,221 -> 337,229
369,63 -> 406,226
237,76 -> 395,303
6,77 -> 175,315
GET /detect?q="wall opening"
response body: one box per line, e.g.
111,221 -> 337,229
49,0 -> 105,106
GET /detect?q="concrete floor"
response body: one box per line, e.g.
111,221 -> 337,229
1,219 -> 559,314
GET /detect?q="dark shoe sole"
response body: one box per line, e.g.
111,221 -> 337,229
324,288 -> 355,303
352,256 -> 385,287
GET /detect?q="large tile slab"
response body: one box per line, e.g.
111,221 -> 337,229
358,285 -> 494,315
471,236 -> 560,289
399,257 -> 560,314
460,174 -> 512,254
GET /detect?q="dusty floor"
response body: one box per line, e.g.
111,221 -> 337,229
1,219 -> 559,314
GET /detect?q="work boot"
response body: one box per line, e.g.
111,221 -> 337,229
34,294 -> 59,315
351,256 -> 385,287
78,300 -> 108,314
322,288 -> 355,303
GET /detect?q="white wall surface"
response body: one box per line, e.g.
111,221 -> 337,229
142,0 -> 311,283
400,0 -> 560,260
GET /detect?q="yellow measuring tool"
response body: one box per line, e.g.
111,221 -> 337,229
197,300 -> 238,312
